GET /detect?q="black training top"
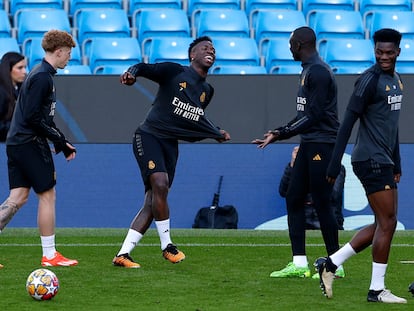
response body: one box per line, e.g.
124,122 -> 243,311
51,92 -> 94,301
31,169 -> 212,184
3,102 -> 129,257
327,64 -> 403,178
276,53 -> 339,143
127,62 -> 224,142
6,59 -> 66,146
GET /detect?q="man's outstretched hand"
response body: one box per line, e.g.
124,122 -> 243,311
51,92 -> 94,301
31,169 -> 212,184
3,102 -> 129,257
251,130 -> 279,148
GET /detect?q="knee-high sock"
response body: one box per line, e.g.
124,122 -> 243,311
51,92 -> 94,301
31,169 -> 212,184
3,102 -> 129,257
155,219 -> 172,250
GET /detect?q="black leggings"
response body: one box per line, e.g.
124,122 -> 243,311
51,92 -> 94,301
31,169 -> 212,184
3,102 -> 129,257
285,142 -> 339,256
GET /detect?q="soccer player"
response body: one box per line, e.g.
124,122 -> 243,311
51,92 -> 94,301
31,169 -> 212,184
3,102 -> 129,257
112,36 -> 230,268
252,26 -> 341,278
0,30 -> 78,267
315,28 -> 406,304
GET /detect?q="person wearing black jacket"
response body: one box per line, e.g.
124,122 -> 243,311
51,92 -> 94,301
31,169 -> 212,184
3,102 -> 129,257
279,146 -> 345,230
0,52 -> 27,142
112,36 -> 230,268
253,27 -> 340,278
0,30 -> 78,268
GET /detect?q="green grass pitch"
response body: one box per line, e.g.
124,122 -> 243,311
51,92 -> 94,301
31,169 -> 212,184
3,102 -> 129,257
0,228 -> 413,310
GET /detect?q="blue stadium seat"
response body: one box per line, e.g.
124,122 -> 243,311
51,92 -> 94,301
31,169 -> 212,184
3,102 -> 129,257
75,9 -> 130,50
359,0 -> 412,17
331,66 -> 370,74
302,0 -> 355,22
134,9 -> 190,51
93,64 -> 131,74
264,38 -> 299,74
397,39 -> 414,74
0,38 -> 20,59
10,0 -> 63,17
253,10 -> 306,55
194,9 -> 249,38
320,38 -> 375,74
128,0 -> 182,17
70,41 -> 82,65
211,65 -> 267,74
308,10 -> 364,41
21,37 -> 44,70
245,0 -> 298,26
69,0 -> 122,16
366,11 -> 414,40
0,10 -> 11,38
270,64 -> 302,74
213,37 -> 260,66
188,0 -> 240,18
143,36 -> 193,65
57,65 -> 92,75
15,9 -> 71,45
86,37 -> 141,73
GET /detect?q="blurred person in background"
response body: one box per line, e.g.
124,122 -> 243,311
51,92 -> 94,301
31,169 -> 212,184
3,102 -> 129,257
0,52 -> 27,142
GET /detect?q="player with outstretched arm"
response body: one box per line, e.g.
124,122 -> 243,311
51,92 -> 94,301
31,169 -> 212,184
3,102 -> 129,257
252,26 -> 341,279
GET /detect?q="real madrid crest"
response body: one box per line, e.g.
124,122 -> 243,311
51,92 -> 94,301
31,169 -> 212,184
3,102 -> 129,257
148,160 -> 155,169
179,82 -> 186,91
200,92 -> 206,103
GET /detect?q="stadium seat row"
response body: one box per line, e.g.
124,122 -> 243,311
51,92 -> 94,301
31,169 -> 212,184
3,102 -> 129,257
1,1 -> 414,74
2,0 -> 413,18
2,7 -> 414,48
2,35 -> 413,75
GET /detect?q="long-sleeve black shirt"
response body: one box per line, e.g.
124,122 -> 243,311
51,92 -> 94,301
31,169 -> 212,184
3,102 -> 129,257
7,59 -> 66,146
127,62 -> 224,142
327,64 -> 402,178
276,53 -> 339,143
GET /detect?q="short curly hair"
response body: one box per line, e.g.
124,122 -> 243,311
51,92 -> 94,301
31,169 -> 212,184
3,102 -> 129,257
373,28 -> 402,47
188,36 -> 212,61
42,30 -> 76,53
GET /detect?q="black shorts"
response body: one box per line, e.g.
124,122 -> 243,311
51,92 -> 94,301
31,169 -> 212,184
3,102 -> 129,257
352,159 -> 396,195
6,138 -> 56,193
132,129 -> 178,192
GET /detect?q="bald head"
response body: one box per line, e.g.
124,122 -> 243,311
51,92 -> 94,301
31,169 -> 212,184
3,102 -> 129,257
291,27 -> 316,48
289,26 -> 317,61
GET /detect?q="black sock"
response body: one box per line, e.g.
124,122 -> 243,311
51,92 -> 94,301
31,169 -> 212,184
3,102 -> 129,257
326,257 -> 337,273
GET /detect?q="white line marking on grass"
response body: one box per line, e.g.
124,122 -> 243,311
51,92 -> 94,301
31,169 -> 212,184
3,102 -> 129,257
1,243 -> 414,247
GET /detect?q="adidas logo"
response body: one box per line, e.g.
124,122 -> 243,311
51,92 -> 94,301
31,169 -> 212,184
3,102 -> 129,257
312,154 -> 322,161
